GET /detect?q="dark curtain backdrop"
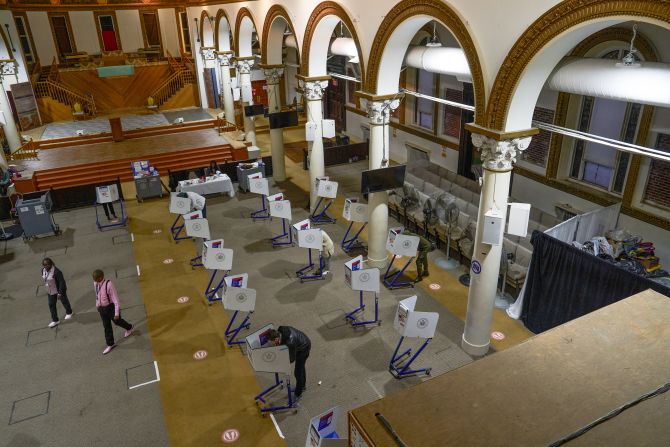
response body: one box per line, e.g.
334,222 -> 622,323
521,230 -> 670,333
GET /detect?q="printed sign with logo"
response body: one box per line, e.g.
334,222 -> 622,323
224,273 -> 248,289
471,260 -> 482,275
169,193 -> 191,215
185,218 -> 210,239
393,295 -> 439,338
269,199 -> 292,220
317,180 -> 338,199
223,287 -> 256,312
96,184 -> 119,204
248,176 -> 269,196
298,228 -> 322,250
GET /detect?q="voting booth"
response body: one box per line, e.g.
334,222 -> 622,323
310,177 -> 338,225
296,228 -> 326,282
169,193 -> 203,242
269,199 -> 293,247
246,325 -> 297,414
344,255 -> 381,327
249,174 -> 270,221
341,197 -> 368,252
202,239 -> 234,304
94,183 -> 127,230
383,228 -> 420,289
306,407 -> 347,447
223,284 -> 256,346
389,295 -> 439,378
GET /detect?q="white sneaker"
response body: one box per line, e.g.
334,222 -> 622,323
64,313 -> 73,320
322,270 -> 330,275
48,321 -> 59,328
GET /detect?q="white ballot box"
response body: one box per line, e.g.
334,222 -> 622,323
305,406 -> 347,447
224,273 -> 248,288
249,176 -> 269,196
317,180 -> 338,199
393,296 -> 439,339
344,256 -> 380,293
298,228 -> 322,250
267,192 -> 284,202
96,184 -> 119,204
293,219 -> 311,232
169,193 -> 191,215
343,197 -> 368,222
223,287 -> 256,312
185,218 -> 210,239
269,200 -> 292,220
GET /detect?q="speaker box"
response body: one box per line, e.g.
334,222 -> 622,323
508,203 -> 531,237
482,209 -> 504,246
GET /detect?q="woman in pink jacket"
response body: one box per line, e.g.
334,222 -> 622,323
93,269 -> 134,354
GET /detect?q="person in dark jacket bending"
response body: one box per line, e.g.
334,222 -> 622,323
41,257 -> 73,328
268,326 -> 311,399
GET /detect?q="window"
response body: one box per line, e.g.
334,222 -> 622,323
48,13 -> 75,56
140,11 -> 162,49
521,107 -> 555,168
441,86 -> 462,139
95,12 -> 121,52
14,14 -> 37,68
413,68 -> 435,130
178,11 -> 191,54
642,134 -> 670,209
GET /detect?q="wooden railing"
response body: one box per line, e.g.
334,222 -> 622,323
30,60 -> 42,84
179,48 -> 194,66
9,138 -> 39,161
215,116 -> 240,134
34,80 -> 96,116
149,70 -> 192,107
48,57 -> 59,82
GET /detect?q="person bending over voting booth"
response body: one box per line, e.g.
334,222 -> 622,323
268,326 -> 311,400
177,191 -> 206,218
321,230 -> 334,274
403,229 -> 435,282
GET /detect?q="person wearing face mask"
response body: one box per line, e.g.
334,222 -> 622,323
41,258 -> 73,328
92,269 -> 134,355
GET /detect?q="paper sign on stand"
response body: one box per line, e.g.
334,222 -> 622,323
184,218 -> 210,239
267,192 -> 284,202
344,256 -> 380,293
269,200 -> 292,220
169,193 -> 192,215
343,198 -> 368,222
393,296 -> 439,338
298,228 -> 322,250
317,180 -> 338,199
249,176 -> 269,196
224,273 -> 248,288
306,407 -> 347,447
223,287 -> 256,312
96,184 -> 119,203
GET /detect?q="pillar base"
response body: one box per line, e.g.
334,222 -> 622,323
461,333 -> 490,357
366,255 -> 388,269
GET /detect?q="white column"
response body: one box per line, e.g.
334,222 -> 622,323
236,59 -> 256,146
0,61 -> 22,166
217,52 -> 236,125
300,79 -> 328,213
264,67 -> 286,181
366,99 -> 398,268
462,134 -> 532,356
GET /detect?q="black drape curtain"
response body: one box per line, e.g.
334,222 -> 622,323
457,83 -> 475,179
521,230 -> 670,333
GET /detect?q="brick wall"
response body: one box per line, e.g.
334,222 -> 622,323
643,133 -> 670,209
522,107 -> 554,167
442,88 -> 462,138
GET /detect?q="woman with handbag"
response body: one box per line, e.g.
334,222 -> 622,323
41,258 -> 74,328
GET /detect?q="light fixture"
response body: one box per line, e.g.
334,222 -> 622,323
425,22 -> 441,48
620,23 -> 640,67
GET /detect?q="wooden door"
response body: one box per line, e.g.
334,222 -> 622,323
325,56 -> 346,133
251,80 -> 268,107
98,15 -> 118,51
50,15 -> 73,55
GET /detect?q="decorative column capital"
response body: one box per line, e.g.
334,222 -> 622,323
365,99 -> 400,126
200,47 -> 216,61
471,133 -> 532,171
236,58 -> 254,74
262,67 -> 284,85
0,59 -> 18,82
300,79 -> 328,101
217,52 -> 235,67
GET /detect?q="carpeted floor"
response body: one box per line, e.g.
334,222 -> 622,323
40,114 -> 170,140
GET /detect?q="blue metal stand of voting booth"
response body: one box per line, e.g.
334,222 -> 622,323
184,217 -> 210,269
340,198 -> 368,252
169,193 -> 193,242
246,325 -> 297,415
202,239 -> 234,305
310,178 -> 338,225
305,406 -> 348,447
389,295 -> 439,378
344,256 -> 381,327
383,228 -> 420,289
296,228 -> 325,282
94,183 -> 127,230
223,280 -> 255,346
249,175 -> 271,221
268,195 -> 294,248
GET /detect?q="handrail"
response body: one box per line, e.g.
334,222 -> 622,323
150,70 -> 187,106
215,116 -> 240,134
9,138 -> 39,161
34,79 -> 96,116
48,57 -> 59,82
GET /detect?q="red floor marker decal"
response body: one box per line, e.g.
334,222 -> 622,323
429,283 -> 441,290
163,258 -> 174,264
221,429 -> 240,443
177,296 -> 190,304
193,350 -> 208,360
491,331 -> 505,340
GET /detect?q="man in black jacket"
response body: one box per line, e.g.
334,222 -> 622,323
41,257 -> 73,328
268,326 -> 311,399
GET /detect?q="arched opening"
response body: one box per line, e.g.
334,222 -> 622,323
215,10 -> 233,52
234,8 -> 259,58
200,11 -> 215,49
261,6 -> 301,107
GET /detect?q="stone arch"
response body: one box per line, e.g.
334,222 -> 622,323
261,4 -> 301,66
234,7 -> 259,58
365,0 -> 485,123
301,1 -> 365,85
486,0 -> 670,132
215,9 -> 234,52
200,11 -> 215,48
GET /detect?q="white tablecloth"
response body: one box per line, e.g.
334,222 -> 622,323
177,175 -> 235,197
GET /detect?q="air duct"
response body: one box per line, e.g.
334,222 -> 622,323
404,46 -> 472,82
283,34 -> 297,49
548,57 -> 670,108
330,37 -> 358,58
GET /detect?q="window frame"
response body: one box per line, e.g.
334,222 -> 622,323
94,11 -> 122,53
13,13 -> 38,69
47,12 -> 77,57
176,9 -> 191,55
139,9 -> 163,51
